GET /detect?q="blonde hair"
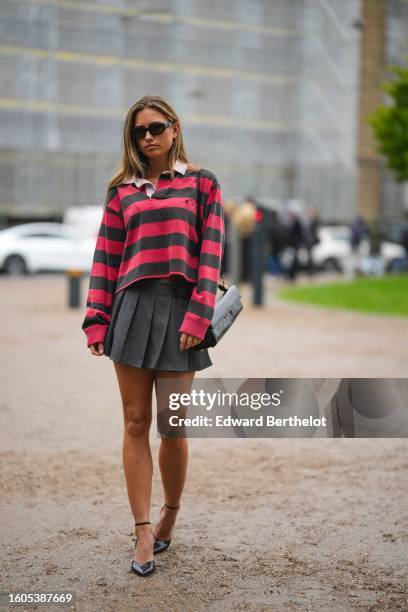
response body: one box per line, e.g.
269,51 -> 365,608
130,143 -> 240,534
105,95 -> 189,204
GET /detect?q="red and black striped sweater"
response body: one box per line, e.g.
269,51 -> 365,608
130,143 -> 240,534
82,166 -> 225,347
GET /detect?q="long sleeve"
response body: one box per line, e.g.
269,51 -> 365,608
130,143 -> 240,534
82,187 -> 127,347
178,173 -> 225,340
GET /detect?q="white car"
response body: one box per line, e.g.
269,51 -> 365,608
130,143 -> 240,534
0,222 -> 96,275
310,225 -> 405,273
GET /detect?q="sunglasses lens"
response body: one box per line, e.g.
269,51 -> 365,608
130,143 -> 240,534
132,127 -> 146,139
149,122 -> 166,135
132,121 -> 171,139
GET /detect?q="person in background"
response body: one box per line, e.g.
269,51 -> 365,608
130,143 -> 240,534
267,208 -> 285,276
346,215 -> 368,279
284,210 -> 303,282
232,196 -> 256,281
303,207 -> 321,276
365,218 -> 385,276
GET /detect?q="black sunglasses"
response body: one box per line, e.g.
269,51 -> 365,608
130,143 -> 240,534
131,120 -> 174,140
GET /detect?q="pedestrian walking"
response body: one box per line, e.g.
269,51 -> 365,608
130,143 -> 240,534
303,207 -> 321,276
267,208 -> 285,275
365,218 -> 385,276
346,215 -> 368,279
81,95 -> 225,577
284,210 -> 303,281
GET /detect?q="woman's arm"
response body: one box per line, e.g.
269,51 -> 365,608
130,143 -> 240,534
82,187 -> 127,348
178,171 -> 225,341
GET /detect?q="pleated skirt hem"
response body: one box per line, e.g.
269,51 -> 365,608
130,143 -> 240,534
103,280 -> 213,372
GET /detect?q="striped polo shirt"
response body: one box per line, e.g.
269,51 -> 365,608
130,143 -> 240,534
82,160 -> 225,347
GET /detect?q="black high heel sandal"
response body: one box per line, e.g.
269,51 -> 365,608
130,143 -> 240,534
153,503 -> 180,554
131,521 -> 156,577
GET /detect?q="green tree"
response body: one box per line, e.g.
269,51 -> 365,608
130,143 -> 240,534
369,58 -> 408,182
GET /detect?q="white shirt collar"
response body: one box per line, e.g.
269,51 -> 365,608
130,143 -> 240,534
123,159 -> 188,187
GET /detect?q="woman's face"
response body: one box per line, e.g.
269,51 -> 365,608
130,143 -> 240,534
133,107 -> 179,162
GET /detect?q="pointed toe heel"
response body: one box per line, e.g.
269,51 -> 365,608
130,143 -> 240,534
153,503 -> 180,555
131,558 -> 156,577
131,521 -> 156,577
153,538 -> 171,554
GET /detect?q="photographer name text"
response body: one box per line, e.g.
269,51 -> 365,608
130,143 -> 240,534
168,415 -> 327,428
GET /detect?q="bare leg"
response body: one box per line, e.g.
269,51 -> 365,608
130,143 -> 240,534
153,369 -> 196,540
113,362 -> 155,564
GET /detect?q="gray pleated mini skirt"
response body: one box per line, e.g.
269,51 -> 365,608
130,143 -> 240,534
103,276 -> 213,372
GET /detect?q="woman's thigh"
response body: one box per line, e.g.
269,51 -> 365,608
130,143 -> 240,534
113,363 -> 156,430
154,370 -> 196,399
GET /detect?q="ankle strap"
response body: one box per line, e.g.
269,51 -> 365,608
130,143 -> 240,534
163,503 -> 180,510
135,521 -> 151,526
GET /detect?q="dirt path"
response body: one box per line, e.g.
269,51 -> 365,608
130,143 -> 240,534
0,274 -> 407,611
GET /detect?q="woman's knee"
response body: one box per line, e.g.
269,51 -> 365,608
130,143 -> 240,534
124,405 -> 151,438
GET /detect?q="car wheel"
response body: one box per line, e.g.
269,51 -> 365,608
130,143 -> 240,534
4,254 -> 28,276
322,257 -> 342,273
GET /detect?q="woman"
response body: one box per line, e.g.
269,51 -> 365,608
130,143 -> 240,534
81,95 -> 225,577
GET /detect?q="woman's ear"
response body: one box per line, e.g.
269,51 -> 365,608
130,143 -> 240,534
172,121 -> 180,141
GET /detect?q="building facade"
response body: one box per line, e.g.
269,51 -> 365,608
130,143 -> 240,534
0,0 -> 406,224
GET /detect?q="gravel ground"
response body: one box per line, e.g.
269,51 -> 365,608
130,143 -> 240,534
0,273 -> 407,612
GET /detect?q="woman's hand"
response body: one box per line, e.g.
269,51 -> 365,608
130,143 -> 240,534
89,342 -> 104,356
179,333 -> 202,351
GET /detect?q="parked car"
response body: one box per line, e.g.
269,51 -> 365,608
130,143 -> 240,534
0,222 -> 96,275
309,225 -> 405,273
